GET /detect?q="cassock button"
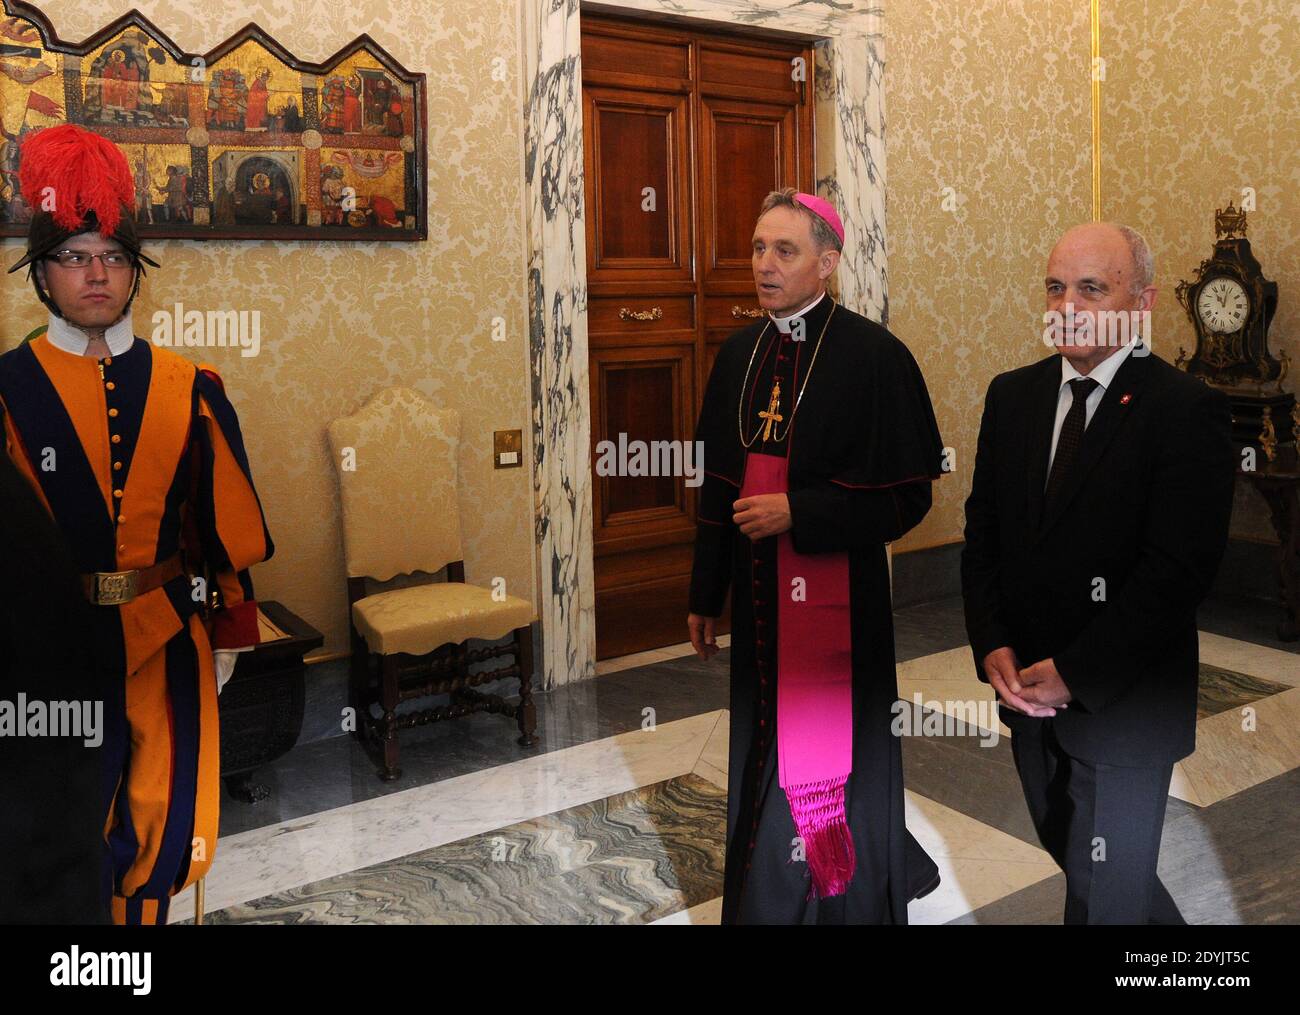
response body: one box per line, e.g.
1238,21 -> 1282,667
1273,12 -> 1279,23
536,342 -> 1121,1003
113,461 -> 122,471
108,408 -> 119,418
103,357 -> 112,366
113,488 -> 123,498
105,381 -> 116,391
111,434 -> 121,444
117,514 -> 126,524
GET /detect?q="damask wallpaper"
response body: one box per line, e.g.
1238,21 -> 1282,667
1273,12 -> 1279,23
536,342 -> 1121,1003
886,0 -> 1093,552
1104,0 -> 1298,542
0,0 -> 536,659
886,0 -> 1297,552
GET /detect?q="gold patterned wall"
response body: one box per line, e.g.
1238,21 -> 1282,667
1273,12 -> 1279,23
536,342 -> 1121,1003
886,0 -> 1298,552
886,0 -> 1092,553
1104,0 -> 1299,542
0,0 -> 535,659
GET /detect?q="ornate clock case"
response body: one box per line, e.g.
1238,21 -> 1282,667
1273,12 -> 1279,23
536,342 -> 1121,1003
1175,203 -> 1294,455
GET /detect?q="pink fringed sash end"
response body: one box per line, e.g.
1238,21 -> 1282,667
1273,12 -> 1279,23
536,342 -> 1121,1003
787,774 -> 857,899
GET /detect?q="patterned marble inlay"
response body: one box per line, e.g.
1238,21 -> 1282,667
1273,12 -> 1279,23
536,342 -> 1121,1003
1173,687 -> 1300,808
202,773 -> 726,924
1196,663 -> 1292,720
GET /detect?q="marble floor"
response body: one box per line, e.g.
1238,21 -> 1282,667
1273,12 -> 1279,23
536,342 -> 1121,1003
177,593 -> 1300,924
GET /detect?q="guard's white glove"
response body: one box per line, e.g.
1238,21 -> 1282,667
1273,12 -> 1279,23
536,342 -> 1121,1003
214,648 -> 250,694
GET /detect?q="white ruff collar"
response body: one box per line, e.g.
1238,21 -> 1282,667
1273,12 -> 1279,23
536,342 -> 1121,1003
45,308 -> 135,357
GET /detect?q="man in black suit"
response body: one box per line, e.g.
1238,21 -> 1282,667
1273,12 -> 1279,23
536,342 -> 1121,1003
0,447 -> 108,923
961,222 -> 1235,924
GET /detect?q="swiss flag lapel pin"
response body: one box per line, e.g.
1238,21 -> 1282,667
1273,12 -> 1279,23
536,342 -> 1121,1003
1119,393 -> 1132,405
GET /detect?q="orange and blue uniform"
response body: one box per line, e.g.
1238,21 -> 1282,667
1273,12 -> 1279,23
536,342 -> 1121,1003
0,332 -> 273,925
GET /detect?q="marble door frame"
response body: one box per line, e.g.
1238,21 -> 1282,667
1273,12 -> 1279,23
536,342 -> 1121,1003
522,0 -> 888,689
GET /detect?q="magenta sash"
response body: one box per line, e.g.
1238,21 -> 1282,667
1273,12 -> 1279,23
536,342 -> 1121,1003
740,450 -> 856,898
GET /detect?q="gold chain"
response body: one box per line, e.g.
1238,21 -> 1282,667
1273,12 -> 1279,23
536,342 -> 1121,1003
738,298 -> 836,447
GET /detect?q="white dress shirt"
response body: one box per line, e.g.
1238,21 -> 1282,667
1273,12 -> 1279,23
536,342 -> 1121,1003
1046,340 -> 1138,476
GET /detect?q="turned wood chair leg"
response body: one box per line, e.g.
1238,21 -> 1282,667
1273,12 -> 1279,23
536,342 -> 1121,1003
348,628 -> 369,745
514,625 -> 538,747
379,654 -> 402,781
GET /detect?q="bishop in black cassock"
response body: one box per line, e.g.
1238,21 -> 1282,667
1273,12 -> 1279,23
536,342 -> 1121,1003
688,190 -> 946,924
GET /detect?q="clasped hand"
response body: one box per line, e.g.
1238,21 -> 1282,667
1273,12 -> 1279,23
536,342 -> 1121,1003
982,647 -> 1073,716
733,493 -> 790,540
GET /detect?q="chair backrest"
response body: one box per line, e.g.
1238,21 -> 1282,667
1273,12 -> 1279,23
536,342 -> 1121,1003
327,386 -> 463,582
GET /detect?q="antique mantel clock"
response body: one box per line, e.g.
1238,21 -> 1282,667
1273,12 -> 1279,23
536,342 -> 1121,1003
1175,203 -> 1295,456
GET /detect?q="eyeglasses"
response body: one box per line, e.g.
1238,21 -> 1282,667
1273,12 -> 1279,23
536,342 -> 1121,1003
46,249 -> 135,270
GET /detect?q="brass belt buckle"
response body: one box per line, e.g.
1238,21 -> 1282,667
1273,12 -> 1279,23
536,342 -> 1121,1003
93,569 -> 139,606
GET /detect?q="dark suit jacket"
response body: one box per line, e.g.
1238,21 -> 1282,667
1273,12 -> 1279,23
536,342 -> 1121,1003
0,447 -> 108,924
961,348 -> 1235,766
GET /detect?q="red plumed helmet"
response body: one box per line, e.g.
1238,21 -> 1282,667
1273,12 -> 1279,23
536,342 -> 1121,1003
17,124 -> 135,236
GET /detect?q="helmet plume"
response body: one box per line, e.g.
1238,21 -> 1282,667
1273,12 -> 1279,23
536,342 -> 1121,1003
17,124 -> 135,237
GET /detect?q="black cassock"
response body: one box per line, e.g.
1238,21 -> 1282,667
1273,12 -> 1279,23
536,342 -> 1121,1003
690,292 -> 945,924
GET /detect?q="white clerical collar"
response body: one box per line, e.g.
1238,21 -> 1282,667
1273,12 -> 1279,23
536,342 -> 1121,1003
45,309 -> 136,357
768,290 -> 827,334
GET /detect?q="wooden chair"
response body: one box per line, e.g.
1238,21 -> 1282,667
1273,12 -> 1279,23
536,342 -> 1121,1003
328,386 -> 537,781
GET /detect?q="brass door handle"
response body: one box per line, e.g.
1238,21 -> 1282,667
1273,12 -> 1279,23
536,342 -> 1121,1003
619,306 -> 663,321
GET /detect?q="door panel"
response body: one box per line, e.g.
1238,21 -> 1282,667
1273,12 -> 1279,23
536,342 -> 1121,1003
699,42 -> 810,98
700,97 -> 799,283
588,295 -> 696,338
590,343 -> 696,545
583,87 -> 691,282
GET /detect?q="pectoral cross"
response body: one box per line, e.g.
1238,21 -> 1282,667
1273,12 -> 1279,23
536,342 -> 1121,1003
758,379 -> 783,441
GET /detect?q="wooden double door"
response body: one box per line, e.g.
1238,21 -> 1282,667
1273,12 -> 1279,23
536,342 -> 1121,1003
581,13 -> 815,659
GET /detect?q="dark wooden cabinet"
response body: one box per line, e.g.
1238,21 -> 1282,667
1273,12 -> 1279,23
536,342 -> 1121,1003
581,14 -> 814,658
218,601 -> 323,802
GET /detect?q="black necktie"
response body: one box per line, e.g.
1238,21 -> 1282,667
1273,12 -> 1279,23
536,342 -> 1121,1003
1044,377 -> 1099,512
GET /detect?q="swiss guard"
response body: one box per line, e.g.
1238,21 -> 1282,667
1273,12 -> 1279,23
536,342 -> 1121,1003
0,124 -> 274,925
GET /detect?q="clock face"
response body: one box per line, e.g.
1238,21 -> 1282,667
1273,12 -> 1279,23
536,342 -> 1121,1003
1197,276 -> 1250,333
